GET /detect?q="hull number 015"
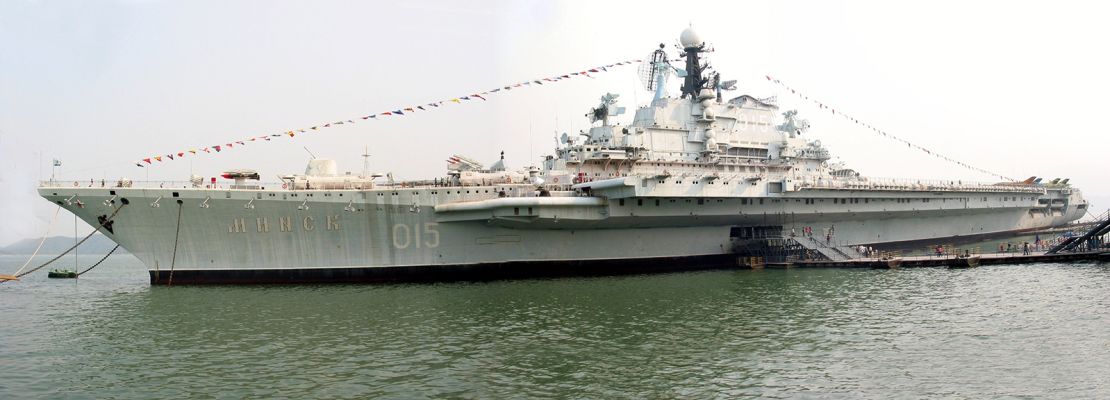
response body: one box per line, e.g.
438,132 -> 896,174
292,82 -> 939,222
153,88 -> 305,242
392,223 -> 440,249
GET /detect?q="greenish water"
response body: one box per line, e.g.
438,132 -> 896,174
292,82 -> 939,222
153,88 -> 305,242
2,255 -> 1109,399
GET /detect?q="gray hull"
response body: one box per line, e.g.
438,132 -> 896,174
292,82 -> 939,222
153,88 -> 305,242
39,181 -> 1085,284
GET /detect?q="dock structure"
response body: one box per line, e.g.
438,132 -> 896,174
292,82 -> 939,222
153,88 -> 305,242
1046,210 -> 1110,254
790,250 -> 1107,269
777,208 -> 1110,269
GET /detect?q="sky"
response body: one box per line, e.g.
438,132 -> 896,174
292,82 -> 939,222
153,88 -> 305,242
1,0 -> 1108,245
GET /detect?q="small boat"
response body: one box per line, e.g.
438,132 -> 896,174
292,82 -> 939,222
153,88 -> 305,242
873,257 -> 902,269
0,274 -> 19,282
948,255 -> 981,269
47,269 -> 77,279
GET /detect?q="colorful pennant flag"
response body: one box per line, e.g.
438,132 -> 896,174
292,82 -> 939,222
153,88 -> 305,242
765,74 -> 1012,181
136,57 -> 642,167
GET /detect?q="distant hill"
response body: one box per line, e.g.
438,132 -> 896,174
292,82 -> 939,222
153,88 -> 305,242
0,234 -> 128,255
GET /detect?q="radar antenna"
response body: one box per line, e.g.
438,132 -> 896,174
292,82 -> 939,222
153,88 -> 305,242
638,44 -> 684,102
710,72 -> 737,102
638,44 -> 668,91
586,93 -> 625,126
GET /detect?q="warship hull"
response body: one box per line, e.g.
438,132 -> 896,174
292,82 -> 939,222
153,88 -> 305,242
39,181 -> 1085,284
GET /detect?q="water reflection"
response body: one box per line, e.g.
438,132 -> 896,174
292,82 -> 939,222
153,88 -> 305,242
2,256 -> 1108,398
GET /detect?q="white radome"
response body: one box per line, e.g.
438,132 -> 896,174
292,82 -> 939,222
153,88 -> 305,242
679,27 -> 702,48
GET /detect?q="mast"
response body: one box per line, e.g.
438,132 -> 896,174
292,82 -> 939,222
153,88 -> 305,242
678,27 -> 707,100
361,146 -> 370,178
650,44 -> 669,102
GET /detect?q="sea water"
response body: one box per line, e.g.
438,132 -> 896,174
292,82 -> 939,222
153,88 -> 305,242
1,255 -> 1108,398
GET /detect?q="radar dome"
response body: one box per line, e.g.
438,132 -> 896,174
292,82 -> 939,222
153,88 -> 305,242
679,27 -> 703,49
306,159 -> 338,176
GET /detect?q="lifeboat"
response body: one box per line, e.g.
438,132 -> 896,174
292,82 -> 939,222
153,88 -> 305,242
220,169 -> 261,180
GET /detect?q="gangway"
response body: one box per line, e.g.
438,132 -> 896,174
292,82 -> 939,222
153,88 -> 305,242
1046,209 -> 1110,254
792,236 -> 853,261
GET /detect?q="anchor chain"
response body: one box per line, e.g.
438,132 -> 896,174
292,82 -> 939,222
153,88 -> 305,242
76,244 -> 121,277
11,203 -> 128,279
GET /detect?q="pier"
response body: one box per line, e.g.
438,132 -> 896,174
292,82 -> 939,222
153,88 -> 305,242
755,208 -> 1110,269
786,250 -> 1107,269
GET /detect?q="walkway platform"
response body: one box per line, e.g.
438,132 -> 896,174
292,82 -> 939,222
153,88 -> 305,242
791,251 -> 1108,269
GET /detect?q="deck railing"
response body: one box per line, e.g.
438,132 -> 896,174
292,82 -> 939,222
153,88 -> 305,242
39,180 -> 285,190
38,179 -> 581,193
793,176 -> 1046,193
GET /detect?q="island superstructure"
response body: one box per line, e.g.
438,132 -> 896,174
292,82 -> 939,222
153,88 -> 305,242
38,28 -> 1087,283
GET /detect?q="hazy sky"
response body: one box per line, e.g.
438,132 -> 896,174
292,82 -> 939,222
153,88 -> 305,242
2,0 -> 1107,245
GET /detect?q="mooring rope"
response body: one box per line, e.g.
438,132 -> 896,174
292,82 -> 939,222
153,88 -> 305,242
167,201 -> 183,286
13,203 -> 127,279
10,206 -> 62,277
77,244 -> 120,277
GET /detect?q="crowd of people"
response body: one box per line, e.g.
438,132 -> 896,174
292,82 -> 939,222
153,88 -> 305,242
789,225 -> 836,245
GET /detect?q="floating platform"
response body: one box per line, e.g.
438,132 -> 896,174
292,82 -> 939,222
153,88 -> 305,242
47,270 -> 77,279
792,251 -> 1108,269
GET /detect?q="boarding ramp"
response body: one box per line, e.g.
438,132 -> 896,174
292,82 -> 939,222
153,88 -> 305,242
792,236 -> 853,261
1046,209 -> 1110,254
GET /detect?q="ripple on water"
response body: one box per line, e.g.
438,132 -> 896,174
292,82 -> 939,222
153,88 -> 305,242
2,256 -> 1109,398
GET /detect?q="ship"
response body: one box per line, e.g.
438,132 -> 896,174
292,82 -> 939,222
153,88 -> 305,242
37,28 -> 1087,284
